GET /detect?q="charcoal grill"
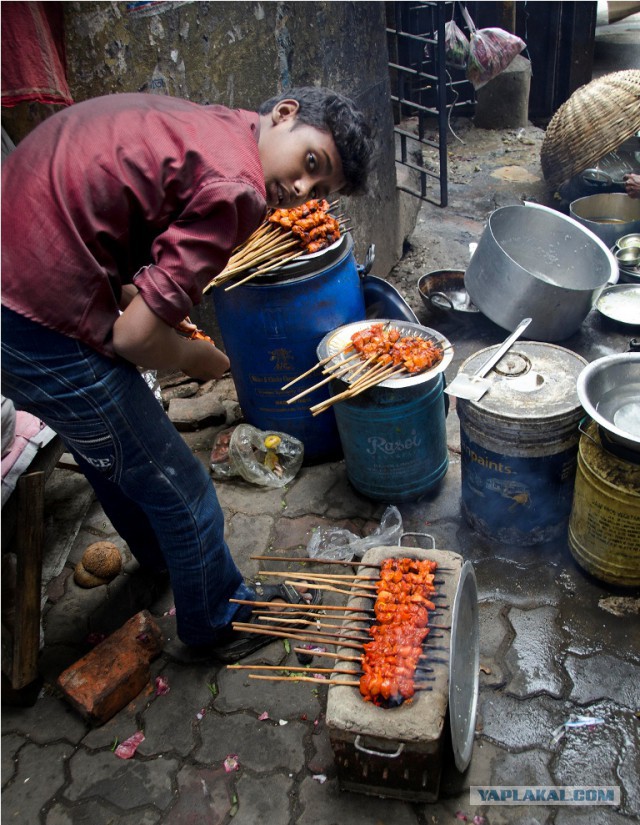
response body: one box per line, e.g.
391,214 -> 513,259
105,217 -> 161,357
325,541 -> 478,802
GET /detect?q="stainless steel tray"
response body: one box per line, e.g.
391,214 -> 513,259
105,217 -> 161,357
316,319 -> 453,389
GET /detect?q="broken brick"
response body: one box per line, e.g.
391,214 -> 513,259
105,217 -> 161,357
57,610 -> 163,725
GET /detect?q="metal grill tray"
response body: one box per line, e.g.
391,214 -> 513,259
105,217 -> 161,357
317,319 -> 453,389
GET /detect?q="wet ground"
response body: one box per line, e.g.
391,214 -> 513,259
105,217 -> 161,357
3,14 -> 640,825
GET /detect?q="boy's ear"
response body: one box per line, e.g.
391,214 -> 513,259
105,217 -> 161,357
271,99 -> 300,124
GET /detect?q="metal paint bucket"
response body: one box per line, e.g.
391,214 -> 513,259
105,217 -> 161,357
317,321 -> 453,502
568,421 -> 640,587
457,342 -> 588,545
212,234 -> 365,463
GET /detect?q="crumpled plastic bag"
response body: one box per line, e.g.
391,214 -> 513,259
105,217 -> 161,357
210,423 -> 304,488
460,5 -> 526,89
443,19 -> 470,70
306,505 -> 403,562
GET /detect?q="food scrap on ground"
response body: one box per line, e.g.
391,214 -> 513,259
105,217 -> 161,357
114,731 -> 145,760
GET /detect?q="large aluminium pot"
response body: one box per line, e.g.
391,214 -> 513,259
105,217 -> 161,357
464,202 -> 617,341
569,192 -> 640,249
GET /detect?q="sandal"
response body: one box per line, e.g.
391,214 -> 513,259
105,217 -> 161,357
210,581 -> 322,664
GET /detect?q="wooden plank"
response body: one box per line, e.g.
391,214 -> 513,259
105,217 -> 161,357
11,471 -> 45,689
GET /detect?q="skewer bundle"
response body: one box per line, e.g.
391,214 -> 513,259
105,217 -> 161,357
204,199 -> 348,292
228,557 -> 448,699
282,322 -> 448,415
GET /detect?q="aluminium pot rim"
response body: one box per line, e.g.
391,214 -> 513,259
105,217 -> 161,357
577,352 -> 640,453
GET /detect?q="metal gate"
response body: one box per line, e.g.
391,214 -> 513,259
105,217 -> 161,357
386,1 -> 475,207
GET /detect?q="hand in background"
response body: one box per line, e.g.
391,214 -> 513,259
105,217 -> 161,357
624,173 -> 640,198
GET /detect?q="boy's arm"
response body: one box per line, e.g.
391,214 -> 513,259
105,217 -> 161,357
113,293 -> 230,380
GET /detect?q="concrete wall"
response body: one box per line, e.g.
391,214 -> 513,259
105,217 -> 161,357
58,1 -> 402,329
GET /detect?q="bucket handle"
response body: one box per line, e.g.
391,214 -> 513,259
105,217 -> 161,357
578,416 -> 599,447
400,532 -> 436,549
354,735 -> 405,759
427,291 -> 455,312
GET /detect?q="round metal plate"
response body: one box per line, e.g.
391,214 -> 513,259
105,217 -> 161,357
449,560 -> 479,773
595,284 -> 640,326
316,319 -> 453,389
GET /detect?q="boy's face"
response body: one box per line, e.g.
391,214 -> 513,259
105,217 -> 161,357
258,100 -> 346,208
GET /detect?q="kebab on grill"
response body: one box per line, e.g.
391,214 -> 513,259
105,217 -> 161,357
359,557 -> 438,706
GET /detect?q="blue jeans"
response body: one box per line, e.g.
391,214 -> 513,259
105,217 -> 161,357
1,306 -> 254,645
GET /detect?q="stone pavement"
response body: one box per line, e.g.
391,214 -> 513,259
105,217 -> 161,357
3,17 -> 640,825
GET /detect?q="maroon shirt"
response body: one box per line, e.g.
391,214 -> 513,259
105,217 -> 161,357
2,93 -> 267,356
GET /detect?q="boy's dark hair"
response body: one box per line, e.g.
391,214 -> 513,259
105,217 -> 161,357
258,87 -> 373,196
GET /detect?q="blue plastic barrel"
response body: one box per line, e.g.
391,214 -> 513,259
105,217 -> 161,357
212,235 -> 365,463
316,320 -> 452,501
331,373 -> 449,501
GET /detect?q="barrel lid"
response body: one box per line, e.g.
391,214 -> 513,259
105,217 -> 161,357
459,342 -> 588,419
251,232 -> 352,284
316,319 -> 453,388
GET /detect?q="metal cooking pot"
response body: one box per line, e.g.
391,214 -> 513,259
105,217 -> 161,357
464,203 -> 617,342
569,193 -> 640,249
577,353 -> 640,454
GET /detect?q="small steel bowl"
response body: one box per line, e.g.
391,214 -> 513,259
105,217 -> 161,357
615,246 -> 640,267
616,233 -> 640,250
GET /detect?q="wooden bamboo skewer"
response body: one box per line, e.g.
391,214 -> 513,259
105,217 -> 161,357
250,554 -> 454,573
228,664 -> 360,676
286,352 -> 366,404
224,249 -> 305,291
232,622 -> 370,644
259,570 -> 447,589
247,674 -> 433,689
229,624 -> 366,652
220,238 -> 299,278
280,345 -> 355,390
230,598 -> 374,612
228,664 -> 436,683
310,365 -> 405,415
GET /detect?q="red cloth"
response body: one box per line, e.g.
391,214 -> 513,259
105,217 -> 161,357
1,93 -> 267,357
1,1 -> 73,108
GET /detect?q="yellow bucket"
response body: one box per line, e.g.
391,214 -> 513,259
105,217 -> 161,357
568,421 -> 640,587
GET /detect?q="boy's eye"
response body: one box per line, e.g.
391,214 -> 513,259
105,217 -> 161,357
307,152 -> 317,171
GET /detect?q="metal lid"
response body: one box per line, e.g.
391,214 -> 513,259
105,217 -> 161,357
316,319 -> 453,389
459,342 -> 588,419
449,560 -> 479,773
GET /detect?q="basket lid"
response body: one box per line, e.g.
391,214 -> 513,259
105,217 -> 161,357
449,560 -> 479,773
541,70 -> 640,187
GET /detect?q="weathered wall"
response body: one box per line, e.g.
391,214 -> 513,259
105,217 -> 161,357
59,0 -> 401,332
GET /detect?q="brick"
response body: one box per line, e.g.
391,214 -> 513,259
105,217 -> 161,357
56,610 -> 163,725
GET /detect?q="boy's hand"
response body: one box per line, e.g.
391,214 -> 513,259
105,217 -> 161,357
113,294 -> 230,380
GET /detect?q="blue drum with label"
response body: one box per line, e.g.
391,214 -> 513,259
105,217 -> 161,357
456,342 -> 588,545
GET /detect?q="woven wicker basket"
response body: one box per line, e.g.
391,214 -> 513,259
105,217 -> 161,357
541,69 -> 640,187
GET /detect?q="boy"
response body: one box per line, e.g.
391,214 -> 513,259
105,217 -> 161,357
1,87 -> 373,661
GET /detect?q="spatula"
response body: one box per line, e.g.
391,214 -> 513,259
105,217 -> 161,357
445,317 -> 532,401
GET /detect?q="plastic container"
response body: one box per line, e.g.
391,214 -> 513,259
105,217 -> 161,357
212,234 -> 365,463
